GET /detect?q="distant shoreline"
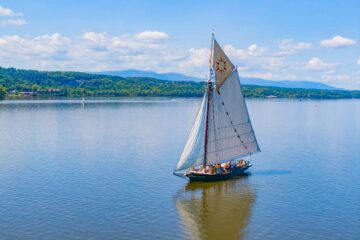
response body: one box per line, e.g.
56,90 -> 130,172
4,84 -> 360,100
3,87 -> 360,100
1,66 -> 360,100
3,92 -> 360,101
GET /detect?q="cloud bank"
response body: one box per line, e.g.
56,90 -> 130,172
0,31 -> 359,89
0,31 -> 192,74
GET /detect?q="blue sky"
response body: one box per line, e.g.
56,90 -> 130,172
0,0 -> 360,89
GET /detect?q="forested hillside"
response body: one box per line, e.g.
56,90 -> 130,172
0,67 -> 359,99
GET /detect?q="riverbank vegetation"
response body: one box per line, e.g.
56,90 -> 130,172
1,67 -> 360,99
0,84 -> 6,99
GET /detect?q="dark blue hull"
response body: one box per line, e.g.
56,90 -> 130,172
186,165 -> 251,182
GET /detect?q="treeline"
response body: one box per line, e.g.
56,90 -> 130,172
0,67 -> 204,98
242,85 -> 360,99
0,84 -> 5,99
0,66 -> 360,99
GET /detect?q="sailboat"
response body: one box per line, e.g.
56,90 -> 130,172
173,35 -> 260,182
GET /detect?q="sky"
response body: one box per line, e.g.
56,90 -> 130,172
0,0 -> 360,89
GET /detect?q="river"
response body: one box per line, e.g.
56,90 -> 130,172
0,98 -> 359,239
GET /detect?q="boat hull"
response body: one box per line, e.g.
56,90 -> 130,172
186,165 -> 251,182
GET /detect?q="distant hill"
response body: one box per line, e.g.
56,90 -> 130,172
99,70 -> 204,82
99,69 -> 340,90
240,78 -> 340,90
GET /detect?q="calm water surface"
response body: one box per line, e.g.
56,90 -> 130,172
0,98 -> 360,239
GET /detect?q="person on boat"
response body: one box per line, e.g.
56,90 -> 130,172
235,160 -> 241,168
221,162 -> 230,173
215,164 -> 222,174
244,160 -> 248,167
227,162 -> 231,170
210,164 -> 215,174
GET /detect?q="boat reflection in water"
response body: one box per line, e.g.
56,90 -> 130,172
174,176 -> 255,240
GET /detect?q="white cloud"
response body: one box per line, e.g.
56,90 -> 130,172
0,5 -> 22,16
136,31 -> 169,42
223,45 -> 247,60
320,35 -> 356,48
224,43 -> 267,63
0,19 -> 27,26
0,6 -> 26,27
223,44 -> 290,79
179,48 -> 209,68
277,39 -> 312,55
357,58 -> 360,65
248,44 -> 257,55
247,44 -> 266,56
175,48 -> 211,77
82,31 -> 107,43
305,57 -> 338,71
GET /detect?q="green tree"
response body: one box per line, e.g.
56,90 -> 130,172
0,84 -> 6,100
32,84 -> 39,92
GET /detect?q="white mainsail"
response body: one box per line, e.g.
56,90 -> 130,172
174,36 -> 260,173
206,68 -> 260,165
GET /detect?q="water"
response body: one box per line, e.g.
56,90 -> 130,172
0,98 -> 359,240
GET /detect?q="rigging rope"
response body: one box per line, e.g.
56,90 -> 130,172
216,89 -> 249,153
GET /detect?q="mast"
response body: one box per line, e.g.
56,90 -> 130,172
202,33 -> 215,168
